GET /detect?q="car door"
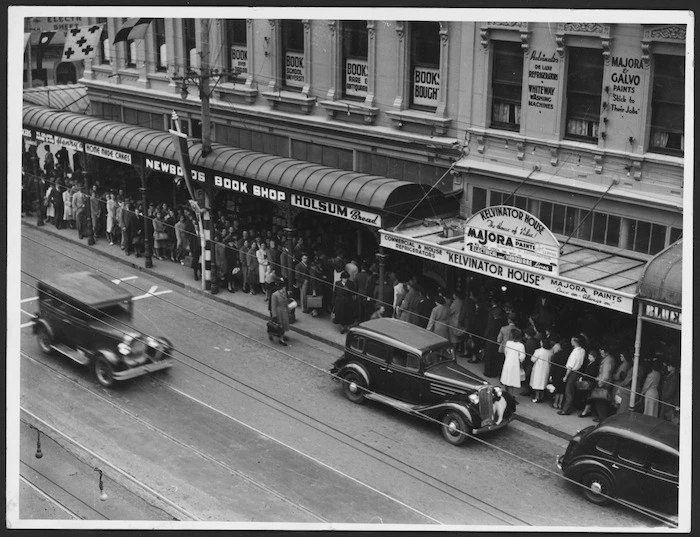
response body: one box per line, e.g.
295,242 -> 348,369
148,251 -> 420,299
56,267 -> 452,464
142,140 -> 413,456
613,439 -> 653,508
383,349 -> 422,403
362,338 -> 391,393
644,448 -> 679,516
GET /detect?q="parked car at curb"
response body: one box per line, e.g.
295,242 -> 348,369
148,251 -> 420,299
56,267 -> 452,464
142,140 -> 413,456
33,272 -> 175,387
330,318 -> 516,445
557,412 -> 679,525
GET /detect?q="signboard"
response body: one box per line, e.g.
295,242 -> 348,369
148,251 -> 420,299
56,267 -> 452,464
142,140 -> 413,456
25,17 -> 86,44
412,67 -> 440,107
640,300 -> 682,329
345,58 -> 368,97
291,194 -> 381,228
380,231 -> 634,313
464,206 -> 560,274
285,52 -> 305,88
34,130 -> 83,152
230,46 -> 248,77
527,50 -> 559,111
86,143 -> 132,164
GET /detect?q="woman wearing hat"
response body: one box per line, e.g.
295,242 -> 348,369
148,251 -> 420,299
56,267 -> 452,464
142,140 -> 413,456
332,271 -> 356,334
269,279 -> 291,346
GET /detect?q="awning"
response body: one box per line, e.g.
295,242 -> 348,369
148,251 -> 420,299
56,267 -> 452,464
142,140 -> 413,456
636,239 -> 682,329
23,84 -> 89,114
380,217 -> 644,313
22,103 -> 457,227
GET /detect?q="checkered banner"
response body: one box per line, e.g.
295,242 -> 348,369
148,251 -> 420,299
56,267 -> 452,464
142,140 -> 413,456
62,23 -> 104,61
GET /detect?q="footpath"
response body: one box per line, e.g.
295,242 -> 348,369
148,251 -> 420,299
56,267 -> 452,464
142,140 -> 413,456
21,216 -> 596,441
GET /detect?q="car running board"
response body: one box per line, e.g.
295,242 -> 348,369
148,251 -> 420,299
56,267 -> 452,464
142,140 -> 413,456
365,392 -> 417,413
51,344 -> 90,366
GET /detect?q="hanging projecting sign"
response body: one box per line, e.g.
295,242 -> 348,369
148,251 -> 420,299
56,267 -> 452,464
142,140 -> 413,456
380,231 -> 633,313
285,52 -> 305,88
464,205 -> 560,275
290,194 -> 381,227
345,58 -> 368,97
639,300 -> 682,329
86,143 -> 132,164
413,67 -> 440,106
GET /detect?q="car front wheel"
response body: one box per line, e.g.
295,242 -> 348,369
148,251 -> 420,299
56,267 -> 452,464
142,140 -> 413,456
441,411 -> 470,446
94,355 -> 116,388
581,471 -> 615,506
342,371 -> 366,404
37,325 -> 53,354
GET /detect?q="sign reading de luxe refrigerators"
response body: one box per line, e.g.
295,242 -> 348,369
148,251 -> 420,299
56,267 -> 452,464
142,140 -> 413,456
464,206 -> 560,275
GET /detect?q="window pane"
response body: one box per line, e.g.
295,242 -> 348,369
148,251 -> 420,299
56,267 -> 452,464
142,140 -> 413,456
566,47 -> 603,141
282,20 -> 304,51
650,54 -> 685,155
490,191 -> 503,206
183,19 -> 196,69
633,221 -> 652,253
539,202 -> 553,228
650,450 -> 679,477
411,22 -> 440,66
365,339 -> 389,361
618,440 -> 650,466
577,210 -> 593,240
282,20 -> 305,89
226,19 -> 247,81
595,435 -> 616,455
343,21 -> 368,99
514,195 -> 527,210
491,41 -> 523,130
649,224 -> 666,255
551,204 -> 566,234
669,227 -> 682,243
606,216 -> 620,246
343,21 -> 368,58
564,207 -> 578,236
472,187 -> 487,212
592,212 -> 607,243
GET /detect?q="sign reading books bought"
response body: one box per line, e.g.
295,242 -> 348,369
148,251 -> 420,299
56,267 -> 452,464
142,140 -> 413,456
464,206 -> 560,275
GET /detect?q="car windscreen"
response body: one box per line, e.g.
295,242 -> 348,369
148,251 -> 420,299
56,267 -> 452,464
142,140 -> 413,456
423,346 -> 455,369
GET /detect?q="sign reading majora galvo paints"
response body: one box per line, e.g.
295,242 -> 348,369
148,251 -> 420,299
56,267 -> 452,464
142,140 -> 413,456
464,206 -> 560,275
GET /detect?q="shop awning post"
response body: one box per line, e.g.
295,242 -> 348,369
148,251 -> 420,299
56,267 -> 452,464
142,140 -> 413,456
376,250 -> 387,312
82,151 -> 95,246
31,153 -> 43,227
138,166 -> 153,269
630,301 -> 644,411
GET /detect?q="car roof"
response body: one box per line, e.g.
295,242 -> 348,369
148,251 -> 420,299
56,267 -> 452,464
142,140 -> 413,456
591,413 -> 679,453
351,318 -> 449,353
38,272 -> 133,308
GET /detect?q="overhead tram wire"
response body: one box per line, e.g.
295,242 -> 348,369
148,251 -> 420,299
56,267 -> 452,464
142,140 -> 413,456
17,276 -> 675,528
17,242 -> 679,526
18,226 -> 672,406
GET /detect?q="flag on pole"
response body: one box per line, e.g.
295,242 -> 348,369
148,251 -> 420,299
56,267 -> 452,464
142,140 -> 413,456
62,24 -> 104,61
39,31 -> 56,47
24,32 -> 31,50
113,18 -> 154,45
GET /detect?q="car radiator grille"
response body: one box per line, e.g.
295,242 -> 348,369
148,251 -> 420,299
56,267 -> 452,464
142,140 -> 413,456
478,386 -> 494,426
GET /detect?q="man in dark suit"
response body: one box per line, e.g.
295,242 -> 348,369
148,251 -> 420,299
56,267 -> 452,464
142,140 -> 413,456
294,253 -> 311,313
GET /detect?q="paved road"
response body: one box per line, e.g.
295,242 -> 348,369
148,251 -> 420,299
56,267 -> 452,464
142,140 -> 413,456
12,225 -> 664,528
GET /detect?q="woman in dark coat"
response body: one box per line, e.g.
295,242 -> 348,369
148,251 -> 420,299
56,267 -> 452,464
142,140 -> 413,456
189,223 -> 201,281
483,298 -> 507,377
332,271 -> 356,334
52,185 -> 65,229
224,238 -> 240,292
269,280 -> 290,346
550,338 -> 571,409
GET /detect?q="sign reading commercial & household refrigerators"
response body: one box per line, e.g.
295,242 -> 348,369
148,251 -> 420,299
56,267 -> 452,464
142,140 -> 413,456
464,206 -> 560,275
380,231 -> 634,314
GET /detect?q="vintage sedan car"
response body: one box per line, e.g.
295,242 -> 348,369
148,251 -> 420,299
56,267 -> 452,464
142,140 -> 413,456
33,272 -> 174,387
330,318 -> 516,445
557,412 -> 679,524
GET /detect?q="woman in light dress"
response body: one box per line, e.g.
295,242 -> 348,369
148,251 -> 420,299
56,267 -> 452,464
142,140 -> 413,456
530,338 -> 553,403
500,328 -> 526,396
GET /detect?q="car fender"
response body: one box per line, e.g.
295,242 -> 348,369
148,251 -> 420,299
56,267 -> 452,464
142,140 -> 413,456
420,401 -> 475,427
338,362 -> 370,387
93,349 -> 121,368
32,317 -> 53,338
564,458 -> 615,482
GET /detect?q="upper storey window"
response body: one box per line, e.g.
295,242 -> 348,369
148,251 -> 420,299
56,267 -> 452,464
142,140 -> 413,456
649,53 -> 684,156
410,22 -> 441,111
565,47 -> 604,142
491,41 -> 523,131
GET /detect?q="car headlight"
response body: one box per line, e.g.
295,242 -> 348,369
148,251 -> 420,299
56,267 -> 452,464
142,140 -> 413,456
118,334 -> 146,356
493,387 -> 503,397
468,393 -> 479,404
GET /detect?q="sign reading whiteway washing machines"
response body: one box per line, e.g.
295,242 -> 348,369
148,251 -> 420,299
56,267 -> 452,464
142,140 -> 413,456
464,205 -> 560,275
380,231 -> 634,314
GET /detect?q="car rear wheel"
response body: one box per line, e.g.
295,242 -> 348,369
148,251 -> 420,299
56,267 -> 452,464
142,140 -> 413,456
342,371 -> 366,404
37,325 -> 53,354
93,355 -> 115,388
581,471 -> 614,506
441,411 -> 470,446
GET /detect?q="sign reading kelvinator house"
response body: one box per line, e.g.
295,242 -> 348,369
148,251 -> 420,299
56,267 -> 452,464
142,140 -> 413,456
464,206 -> 560,275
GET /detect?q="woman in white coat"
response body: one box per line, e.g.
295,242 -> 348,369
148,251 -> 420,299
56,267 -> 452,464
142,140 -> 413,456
530,338 -> 553,402
256,242 -> 270,297
500,328 -> 526,396
62,185 -> 74,229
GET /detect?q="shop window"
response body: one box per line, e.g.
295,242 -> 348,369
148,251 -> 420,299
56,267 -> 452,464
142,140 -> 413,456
472,187 -> 487,213
649,54 -> 684,156
183,18 -> 197,70
627,220 -> 669,255
669,227 -> 682,244
343,21 -> 369,100
565,47 -> 603,142
291,140 -> 353,170
216,124 -> 288,157
154,18 -> 167,72
491,41 -> 523,131
97,18 -> 110,65
282,20 -> 305,90
410,22 -> 441,111
225,19 -> 247,83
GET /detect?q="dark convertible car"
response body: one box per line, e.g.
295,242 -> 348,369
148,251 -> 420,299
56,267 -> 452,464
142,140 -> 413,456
330,318 -> 516,445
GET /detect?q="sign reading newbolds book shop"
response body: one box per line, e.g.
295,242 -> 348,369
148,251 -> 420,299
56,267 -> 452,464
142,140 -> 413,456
464,206 -> 560,275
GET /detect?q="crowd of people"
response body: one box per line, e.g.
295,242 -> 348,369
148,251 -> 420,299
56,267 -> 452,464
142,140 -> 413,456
24,152 -> 680,425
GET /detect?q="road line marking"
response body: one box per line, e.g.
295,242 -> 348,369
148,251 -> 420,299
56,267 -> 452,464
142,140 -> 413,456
21,297 -> 38,303
111,276 -> 138,284
132,289 -> 173,301
166,384 -> 443,524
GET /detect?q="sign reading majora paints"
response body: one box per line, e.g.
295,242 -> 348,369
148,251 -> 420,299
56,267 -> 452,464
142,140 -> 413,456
413,67 -> 440,106
464,206 -> 560,275
380,231 -> 633,313
291,194 -> 381,227
285,52 -> 305,88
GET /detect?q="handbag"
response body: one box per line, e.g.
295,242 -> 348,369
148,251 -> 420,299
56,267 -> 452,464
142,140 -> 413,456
589,386 -> 611,401
576,377 -> 593,391
154,231 -> 169,241
519,368 -> 526,382
266,317 -> 283,336
306,295 -> 323,309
